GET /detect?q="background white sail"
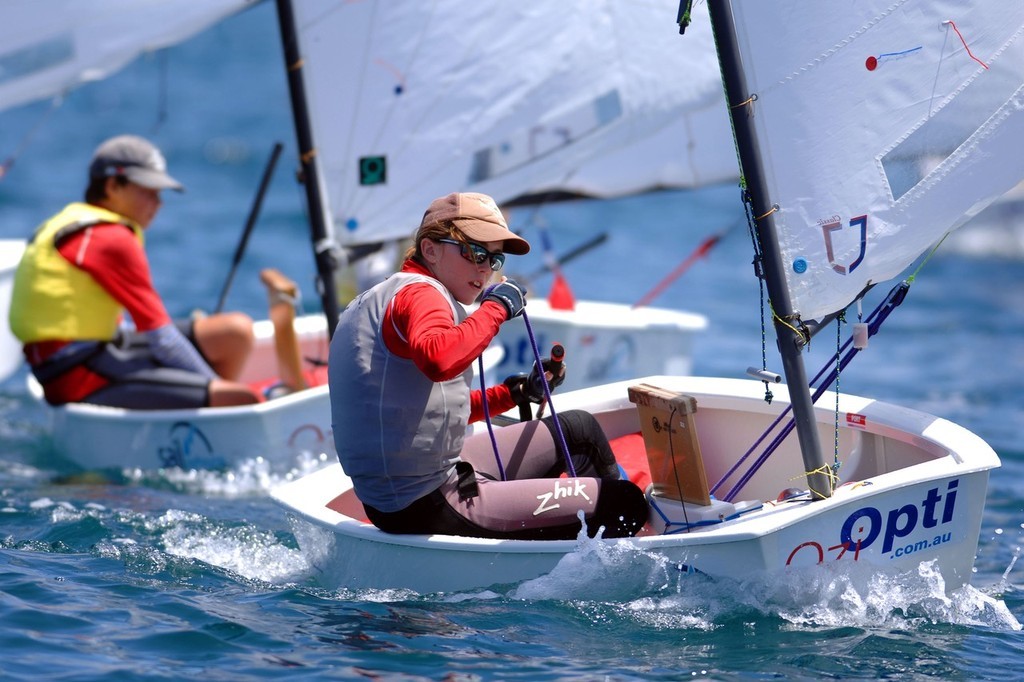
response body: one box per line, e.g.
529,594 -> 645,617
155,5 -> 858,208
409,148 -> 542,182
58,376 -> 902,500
0,0 -> 256,113
292,0 -> 737,247
726,1 -> 1024,322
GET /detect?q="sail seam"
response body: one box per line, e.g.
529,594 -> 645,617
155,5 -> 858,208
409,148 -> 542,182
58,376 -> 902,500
766,0 -> 909,93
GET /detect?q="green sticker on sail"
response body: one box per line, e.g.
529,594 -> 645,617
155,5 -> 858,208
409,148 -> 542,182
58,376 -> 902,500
359,156 -> 386,185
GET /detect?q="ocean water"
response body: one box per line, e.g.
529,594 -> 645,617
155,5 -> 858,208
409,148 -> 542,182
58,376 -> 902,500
2,3 -> 1024,680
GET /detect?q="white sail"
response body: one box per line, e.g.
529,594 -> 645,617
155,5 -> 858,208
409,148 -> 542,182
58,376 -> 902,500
291,0 -> 737,247
0,0 -> 256,113
726,1 -> 1024,322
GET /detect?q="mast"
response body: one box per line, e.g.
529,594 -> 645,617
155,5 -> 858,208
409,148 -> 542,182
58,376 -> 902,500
274,0 -> 342,337
706,1 -> 832,499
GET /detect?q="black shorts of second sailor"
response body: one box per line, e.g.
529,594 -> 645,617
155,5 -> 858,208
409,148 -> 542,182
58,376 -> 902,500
65,319 -> 209,409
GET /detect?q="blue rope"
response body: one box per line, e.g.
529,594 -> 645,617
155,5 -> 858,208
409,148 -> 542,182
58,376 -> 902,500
521,309 -> 576,477
477,308 -> 576,480
477,353 -> 506,480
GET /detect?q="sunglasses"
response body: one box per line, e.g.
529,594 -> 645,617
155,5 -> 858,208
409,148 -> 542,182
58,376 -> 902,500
436,238 -> 505,271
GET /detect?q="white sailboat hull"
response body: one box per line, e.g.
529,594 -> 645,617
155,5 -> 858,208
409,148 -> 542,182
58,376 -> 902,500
271,376 -> 997,594
492,299 -> 707,389
0,239 -> 27,382
35,384 -> 334,472
29,315 -> 335,471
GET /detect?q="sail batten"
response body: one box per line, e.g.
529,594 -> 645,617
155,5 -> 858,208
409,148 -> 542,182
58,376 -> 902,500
0,0 -> 256,114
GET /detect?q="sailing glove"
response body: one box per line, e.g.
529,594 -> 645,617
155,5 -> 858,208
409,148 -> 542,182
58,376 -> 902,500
503,356 -> 566,405
483,279 -> 527,319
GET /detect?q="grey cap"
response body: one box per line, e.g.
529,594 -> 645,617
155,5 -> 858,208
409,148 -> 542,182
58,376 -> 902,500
88,135 -> 184,192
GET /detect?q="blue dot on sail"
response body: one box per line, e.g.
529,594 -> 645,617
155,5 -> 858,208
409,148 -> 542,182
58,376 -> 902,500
793,258 -> 807,274
346,218 -> 359,232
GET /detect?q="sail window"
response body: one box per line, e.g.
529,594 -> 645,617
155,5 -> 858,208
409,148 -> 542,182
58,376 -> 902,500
468,90 -> 623,183
0,34 -> 74,85
881,65 -> 1022,201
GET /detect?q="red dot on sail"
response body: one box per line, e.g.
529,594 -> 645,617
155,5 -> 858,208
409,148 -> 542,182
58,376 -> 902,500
865,56 -> 878,71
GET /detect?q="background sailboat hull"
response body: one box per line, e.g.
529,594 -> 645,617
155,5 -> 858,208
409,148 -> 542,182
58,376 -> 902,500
28,316 -> 334,472
0,240 -> 27,381
492,299 -> 707,391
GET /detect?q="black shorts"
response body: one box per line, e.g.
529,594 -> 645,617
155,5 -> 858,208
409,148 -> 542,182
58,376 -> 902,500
78,320 -> 210,409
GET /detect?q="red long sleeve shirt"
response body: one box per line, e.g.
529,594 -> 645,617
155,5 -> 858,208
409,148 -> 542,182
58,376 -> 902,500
58,223 -> 171,331
24,223 -> 173,403
382,259 -> 517,421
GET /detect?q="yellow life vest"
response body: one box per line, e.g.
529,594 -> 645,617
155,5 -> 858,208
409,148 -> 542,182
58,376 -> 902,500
8,202 -> 144,343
